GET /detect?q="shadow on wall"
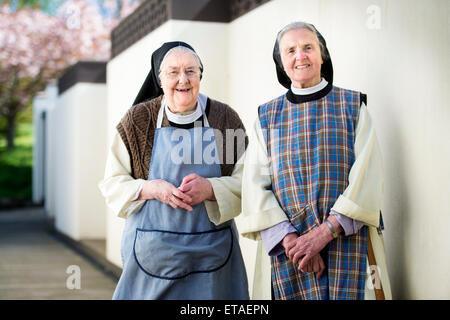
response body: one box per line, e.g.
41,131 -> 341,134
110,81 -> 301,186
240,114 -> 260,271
374,74 -> 411,300
386,123 -> 410,299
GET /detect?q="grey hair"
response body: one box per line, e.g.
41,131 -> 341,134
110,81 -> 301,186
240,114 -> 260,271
158,46 -> 203,81
274,21 -> 329,65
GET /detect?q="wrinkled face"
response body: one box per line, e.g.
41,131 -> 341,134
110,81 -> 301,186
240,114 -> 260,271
279,28 -> 323,88
159,50 -> 201,113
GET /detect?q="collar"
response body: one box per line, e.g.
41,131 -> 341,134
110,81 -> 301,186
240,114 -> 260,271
290,78 -> 328,95
286,78 -> 332,104
162,93 -> 207,125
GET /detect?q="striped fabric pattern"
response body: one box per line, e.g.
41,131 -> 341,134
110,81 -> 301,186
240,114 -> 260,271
259,86 -> 368,300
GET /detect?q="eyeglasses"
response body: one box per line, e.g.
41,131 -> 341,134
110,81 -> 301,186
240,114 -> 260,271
162,69 -> 200,80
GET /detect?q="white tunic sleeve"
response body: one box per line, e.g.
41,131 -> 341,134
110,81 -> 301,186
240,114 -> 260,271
331,103 -> 383,227
204,156 -> 244,225
239,118 -> 289,240
98,131 -> 146,218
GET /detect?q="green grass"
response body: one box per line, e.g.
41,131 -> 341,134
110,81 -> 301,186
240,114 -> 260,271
0,122 -> 33,200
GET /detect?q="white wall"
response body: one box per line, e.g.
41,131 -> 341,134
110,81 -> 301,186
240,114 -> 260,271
45,87 -> 57,219
105,0 -> 450,299
52,83 -> 107,240
32,96 -> 45,204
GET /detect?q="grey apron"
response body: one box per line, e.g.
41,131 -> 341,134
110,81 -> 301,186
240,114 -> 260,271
113,101 -> 249,300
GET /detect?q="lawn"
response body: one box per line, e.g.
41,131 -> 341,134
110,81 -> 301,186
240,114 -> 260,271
0,122 -> 33,200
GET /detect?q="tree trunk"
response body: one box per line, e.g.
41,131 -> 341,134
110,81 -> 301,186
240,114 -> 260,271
6,114 -> 17,149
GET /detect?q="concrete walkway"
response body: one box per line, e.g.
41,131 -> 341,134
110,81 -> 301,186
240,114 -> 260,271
0,207 -> 117,299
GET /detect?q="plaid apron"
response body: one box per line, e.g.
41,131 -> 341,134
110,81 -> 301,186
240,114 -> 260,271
258,86 -> 368,300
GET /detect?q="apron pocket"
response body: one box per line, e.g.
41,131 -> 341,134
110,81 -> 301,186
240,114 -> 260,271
133,226 -> 233,280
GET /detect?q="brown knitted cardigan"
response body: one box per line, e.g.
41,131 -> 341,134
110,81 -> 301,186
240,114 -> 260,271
116,95 -> 248,180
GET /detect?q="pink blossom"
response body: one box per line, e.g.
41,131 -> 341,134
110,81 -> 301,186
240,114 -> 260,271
0,1 -> 142,147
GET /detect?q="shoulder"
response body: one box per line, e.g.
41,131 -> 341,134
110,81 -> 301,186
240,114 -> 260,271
257,93 -> 287,127
123,96 -> 162,124
117,96 -> 162,132
208,97 -> 236,117
258,94 -> 287,115
208,97 -> 246,131
331,86 -> 366,106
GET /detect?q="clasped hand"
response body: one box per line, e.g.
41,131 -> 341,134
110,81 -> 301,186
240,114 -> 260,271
138,173 -> 214,211
281,226 -> 331,279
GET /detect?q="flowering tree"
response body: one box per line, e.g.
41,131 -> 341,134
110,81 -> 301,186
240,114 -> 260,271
0,0 -> 140,147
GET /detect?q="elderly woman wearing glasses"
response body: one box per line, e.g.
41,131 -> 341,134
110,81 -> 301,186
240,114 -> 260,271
99,42 -> 249,300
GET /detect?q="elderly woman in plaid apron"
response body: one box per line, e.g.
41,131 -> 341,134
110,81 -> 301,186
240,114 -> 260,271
240,22 -> 392,300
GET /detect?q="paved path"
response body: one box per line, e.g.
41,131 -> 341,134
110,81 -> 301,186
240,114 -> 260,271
0,207 -> 117,299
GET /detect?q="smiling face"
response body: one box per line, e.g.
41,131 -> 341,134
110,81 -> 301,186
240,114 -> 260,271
279,27 -> 323,88
159,49 -> 201,113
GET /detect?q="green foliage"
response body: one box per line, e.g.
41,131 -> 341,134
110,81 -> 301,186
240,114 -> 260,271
6,0 -> 55,12
0,116 -> 6,140
17,101 -> 33,125
0,120 -> 32,200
